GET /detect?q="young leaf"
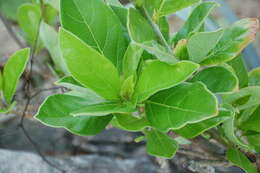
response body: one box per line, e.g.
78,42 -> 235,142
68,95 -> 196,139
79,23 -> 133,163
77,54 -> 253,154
146,82 -> 218,132
127,8 -> 156,43
201,18 -> 260,65
133,60 -> 199,102
71,102 -> 136,117
35,94 -> 112,136
122,43 -> 143,79
17,3 -> 41,46
59,28 -> 121,100
187,29 -> 224,63
228,54 -> 249,88
249,68 -> 260,86
56,76 -> 105,103
226,149 -> 258,173
173,1 -> 219,44
136,41 -> 178,64
241,106 -> 260,133
3,48 -> 30,104
113,113 -> 150,132
175,39 -> 189,60
146,129 -> 178,158
175,109 -> 232,139
40,22 -> 69,75
61,0 -> 127,71
190,66 -> 239,93
120,75 -> 135,101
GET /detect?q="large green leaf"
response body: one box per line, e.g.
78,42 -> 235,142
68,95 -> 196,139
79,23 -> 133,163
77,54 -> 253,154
173,2 -> 219,44
175,109 -> 231,139
127,8 -> 156,43
146,129 -> 178,158
228,54 -> 249,88
17,3 -> 41,46
3,48 -> 30,104
59,28 -> 121,100
133,60 -> 199,102
71,102 -> 136,117
201,18 -> 260,65
226,149 -> 258,173
190,66 -> 238,93
113,113 -> 150,132
146,82 -> 218,132
249,68 -> 260,86
60,0 -> 127,71
144,0 -> 199,20
122,43 -> 143,79
136,41 -> 178,64
187,29 -> 224,63
35,94 -> 112,136
40,22 -> 69,75
241,106 -> 260,133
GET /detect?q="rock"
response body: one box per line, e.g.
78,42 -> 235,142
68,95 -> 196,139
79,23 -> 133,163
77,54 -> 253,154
0,149 -> 170,173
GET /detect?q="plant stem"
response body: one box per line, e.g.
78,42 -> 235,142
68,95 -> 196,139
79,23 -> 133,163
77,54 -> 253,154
135,6 -> 173,53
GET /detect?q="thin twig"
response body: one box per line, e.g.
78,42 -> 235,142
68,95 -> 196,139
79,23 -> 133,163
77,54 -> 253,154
0,14 -> 25,48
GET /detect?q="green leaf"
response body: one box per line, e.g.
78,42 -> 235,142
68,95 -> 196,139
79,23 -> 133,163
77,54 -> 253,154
226,148 -> 258,173
175,39 -> 189,60
146,82 -> 218,131
120,75 -> 135,101
223,116 -> 252,151
35,94 -> 112,136
127,8 -> 156,43
59,28 -> 121,100
122,43 -> 143,79
40,22 -> 69,75
17,3 -> 41,46
158,17 -> 170,41
45,0 -> 60,11
247,133 -> 260,153
190,66 -> 238,93
146,129 -> 178,158
113,113 -> 150,132
133,60 -> 199,102
43,3 -> 58,25
241,106 -> 260,133
175,109 -> 232,139
228,54 -> 249,88
221,86 -> 260,110
144,0 -> 200,19
71,102 -> 135,117
173,1 -> 219,44
249,68 -> 260,86
105,0 -> 122,7
187,29 -> 224,63
136,41 -> 178,64
56,76 -> 105,103
0,71 -> 3,91
0,0 -> 30,20
201,18 -> 260,65
60,0 -> 127,71
110,5 -> 128,27
3,48 -> 30,104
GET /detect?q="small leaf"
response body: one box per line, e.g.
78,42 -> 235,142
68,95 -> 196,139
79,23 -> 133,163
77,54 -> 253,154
17,3 -> 41,46
136,41 -> 178,64
241,106 -> 260,133
173,1 -> 219,44
59,28 -> 121,100
158,17 -> 170,41
71,102 -> 136,117
127,8 -> 156,43
190,66 -> 238,93
122,43 -> 143,79
175,109 -> 232,139
133,60 -> 199,102
113,113 -> 150,132
249,68 -> 260,86
247,133 -> 260,153
146,82 -> 218,131
175,39 -> 189,60
105,0 -> 122,7
61,0 -> 128,71
228,54 -> 249,88
35,94 -> 112,136
146,129 -> 178,158
187,29 -> 224,63
40,22 -> 69,75
3,48 -> 30,104
202,18 -> 260,65
120,75 -> 135,101
226,148 -> 258,173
